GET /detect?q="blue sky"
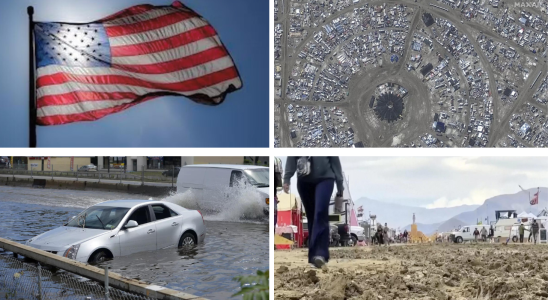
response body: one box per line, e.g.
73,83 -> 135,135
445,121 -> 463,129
0,0 -> 268,147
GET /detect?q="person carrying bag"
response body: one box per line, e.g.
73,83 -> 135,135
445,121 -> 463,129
283,156 -> 344,269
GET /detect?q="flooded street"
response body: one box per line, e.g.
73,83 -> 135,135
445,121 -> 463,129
0,186 -> 268,300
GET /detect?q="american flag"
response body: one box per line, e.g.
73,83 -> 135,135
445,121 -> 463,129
34,1 -> 242,125
531,188 -> 539,205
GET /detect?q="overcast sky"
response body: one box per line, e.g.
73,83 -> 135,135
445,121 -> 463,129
280,156 -> 548,209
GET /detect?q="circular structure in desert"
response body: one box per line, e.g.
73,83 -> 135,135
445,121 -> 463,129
373,83 -> 407,123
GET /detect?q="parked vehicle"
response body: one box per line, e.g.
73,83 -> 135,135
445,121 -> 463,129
78,164 -> 97,172
26,200 -> 205,264
162,167 -> 181,177
302,220 -> 340,247
350,226 -> 366,245
177,164 -> 269,216
0,157 -> 10,169
451,224 -> 490,243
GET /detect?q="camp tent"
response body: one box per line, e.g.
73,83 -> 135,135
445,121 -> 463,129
277,191 -> 303,248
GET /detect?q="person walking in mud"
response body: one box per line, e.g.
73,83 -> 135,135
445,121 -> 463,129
283,156 -> 344,269
473,228 -> 480,243
531,219 -> 540,244
376,222 -> 384,245
403,229 -> 408,243
383,223 -> 390,246
480,226 -> 487,242
519,223 -> 525,243
274,157 -> 283,230
489,225 -> 494,243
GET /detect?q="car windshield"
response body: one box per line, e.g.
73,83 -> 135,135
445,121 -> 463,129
244,169 -> 269,187
66,206 -> 130,230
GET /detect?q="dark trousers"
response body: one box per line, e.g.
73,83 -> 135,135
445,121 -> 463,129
520,234 -> 524,243
377,232 -> 384,244
298,179 -> 334,264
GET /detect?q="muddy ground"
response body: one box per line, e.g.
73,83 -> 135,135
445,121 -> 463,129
275,244 -> 548,300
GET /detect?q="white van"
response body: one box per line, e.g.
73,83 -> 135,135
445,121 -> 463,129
176,164 -> 269,216
451,224 -> 490,243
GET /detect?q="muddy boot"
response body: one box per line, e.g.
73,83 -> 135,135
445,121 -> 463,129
312,256 -> 328,271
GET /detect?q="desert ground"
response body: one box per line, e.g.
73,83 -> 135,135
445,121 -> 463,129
275,244 -> 548,300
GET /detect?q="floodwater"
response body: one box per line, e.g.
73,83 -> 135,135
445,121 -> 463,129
0,186 -> 268,300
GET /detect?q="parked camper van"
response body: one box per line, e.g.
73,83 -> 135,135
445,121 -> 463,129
176,164 -> 269,216
451,224 -> 490,243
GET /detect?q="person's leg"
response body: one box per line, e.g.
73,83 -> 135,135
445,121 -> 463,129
310,179 -> 335,263
534,231 -> 538,244
297,180 -> 316,264
520,234 -> 524,243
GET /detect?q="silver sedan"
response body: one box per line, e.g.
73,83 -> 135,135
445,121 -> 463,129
26,199 -> 206,264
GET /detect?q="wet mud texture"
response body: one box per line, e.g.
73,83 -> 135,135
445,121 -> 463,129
274,244 -> 548,300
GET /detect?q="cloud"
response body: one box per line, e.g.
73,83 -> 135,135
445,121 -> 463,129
425,188 -> 502,208
281,156 -> 548,209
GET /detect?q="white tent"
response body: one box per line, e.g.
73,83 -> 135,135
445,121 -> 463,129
517,211 -> 529,218
517,212 -> 537,219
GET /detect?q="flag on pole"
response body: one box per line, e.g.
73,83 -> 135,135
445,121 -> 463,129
530,188 -> 539,205
33,1 -> 242,125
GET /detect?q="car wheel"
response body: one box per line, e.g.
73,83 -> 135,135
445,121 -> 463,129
351,236 -> 358,247
178,232 -> 196,248
456,236 -> 463,243
512,236 -> 518,243
89,250 -> 109,265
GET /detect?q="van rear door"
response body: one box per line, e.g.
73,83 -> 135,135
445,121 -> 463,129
177,167 -> 206,205
202,168 -> 232,210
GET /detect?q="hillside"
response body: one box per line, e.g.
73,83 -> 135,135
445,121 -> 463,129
354,197 -> 479,228
402,187 -> 548,234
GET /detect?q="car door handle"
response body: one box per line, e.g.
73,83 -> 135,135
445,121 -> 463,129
171,222 -> 179,226
147,229 -> 155,234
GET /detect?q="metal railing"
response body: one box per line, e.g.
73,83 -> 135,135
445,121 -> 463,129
0,254 -> 154,300
0,164 -> 180,186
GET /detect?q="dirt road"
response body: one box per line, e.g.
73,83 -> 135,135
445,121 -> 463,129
275,244 -> 548,300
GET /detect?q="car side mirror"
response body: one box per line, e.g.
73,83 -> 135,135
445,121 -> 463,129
125,220 -> 138,229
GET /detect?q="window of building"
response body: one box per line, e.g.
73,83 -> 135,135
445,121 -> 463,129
147,157 -> 164,169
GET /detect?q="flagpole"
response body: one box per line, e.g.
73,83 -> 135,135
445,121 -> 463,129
28,6 -> 36,148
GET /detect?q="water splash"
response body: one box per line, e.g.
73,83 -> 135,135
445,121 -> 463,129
162,184 -> 267,223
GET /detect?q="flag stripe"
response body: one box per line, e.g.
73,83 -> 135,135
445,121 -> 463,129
114,46 -> 229,74
39,80 -> 241,117
105,11 -> 196,37
37,75 -> 242,100
111,36 -> 221,65
37,95 -> 161,125
38,99 -> 135,117
108,17 -> 209,47
38,56 -> 236,87
100,5 -> 156,23
110,24 -> 217,57
38,47 -> 230,79
37,91 -> 138,108
104,7 -> 180,26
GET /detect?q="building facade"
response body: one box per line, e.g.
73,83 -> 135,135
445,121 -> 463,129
26,157 -> 92,171
7,157 -> 268,172
96,156 -> 258,172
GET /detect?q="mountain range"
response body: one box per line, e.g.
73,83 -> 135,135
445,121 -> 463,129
357,187 -> 548,235
354,197 -> 479,229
